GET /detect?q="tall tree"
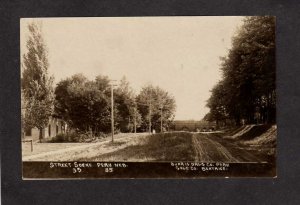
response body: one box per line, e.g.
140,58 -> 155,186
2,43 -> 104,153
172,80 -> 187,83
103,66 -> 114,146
206,16 -> 275,125
136,85 -> 176,132
54,74 -> 111,135
206,82 -> 229,127
21,22 -> 54,139
115,76 -> 142,132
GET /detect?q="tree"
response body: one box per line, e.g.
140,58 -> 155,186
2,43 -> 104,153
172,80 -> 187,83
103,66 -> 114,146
206,82 -> 229,127
114,76 -> 142,132
136,85 -> 176,132
54,74 -> 111,135
206,16 -> 275,125
21,22 -> 54,139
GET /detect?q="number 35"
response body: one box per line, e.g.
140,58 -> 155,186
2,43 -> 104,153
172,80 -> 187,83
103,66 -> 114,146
105,168 -> 113,173
73,167 -> 82,173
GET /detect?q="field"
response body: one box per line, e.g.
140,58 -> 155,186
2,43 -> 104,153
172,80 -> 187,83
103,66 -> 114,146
82,132 -> 195,161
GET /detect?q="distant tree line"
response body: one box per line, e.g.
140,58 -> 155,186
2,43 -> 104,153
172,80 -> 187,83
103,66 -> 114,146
205,16 -> 276,126
21,22 -> 176,137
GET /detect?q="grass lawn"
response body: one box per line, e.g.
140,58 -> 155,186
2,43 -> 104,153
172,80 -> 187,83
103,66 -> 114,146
82,132 -> 195,162
22,133 -> 149,161
22,142 -> 91,157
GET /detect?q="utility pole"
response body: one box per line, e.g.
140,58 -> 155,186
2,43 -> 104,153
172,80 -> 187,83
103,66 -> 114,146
110,80 -> 117,142
159,97 -> 164,133
146,88 -> 152,134
134,106 -> 137,133
149,98 -> 151,134
160,105 -> 163,133
111,84 -> 114,142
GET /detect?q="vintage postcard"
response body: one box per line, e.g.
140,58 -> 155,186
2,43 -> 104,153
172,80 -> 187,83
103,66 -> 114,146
21,16 -> 276,179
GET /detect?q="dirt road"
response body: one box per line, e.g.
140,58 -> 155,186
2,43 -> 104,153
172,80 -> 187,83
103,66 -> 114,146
192,133 -> 264,162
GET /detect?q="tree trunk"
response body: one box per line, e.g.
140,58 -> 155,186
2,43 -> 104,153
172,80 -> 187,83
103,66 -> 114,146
39,128 -> 43,142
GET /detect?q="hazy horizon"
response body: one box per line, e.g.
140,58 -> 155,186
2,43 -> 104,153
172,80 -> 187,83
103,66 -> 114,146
21,17 -> 244,120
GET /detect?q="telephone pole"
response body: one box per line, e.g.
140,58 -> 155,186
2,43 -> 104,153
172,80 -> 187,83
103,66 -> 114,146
147,88 -> 152,134
134,106 -> 137,133
110,80 -> 117,142
149,99 -> 152,134
160,105 -> 163,133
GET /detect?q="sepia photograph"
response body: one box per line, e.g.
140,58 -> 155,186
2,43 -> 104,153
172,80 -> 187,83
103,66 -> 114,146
20,16 -> 276,178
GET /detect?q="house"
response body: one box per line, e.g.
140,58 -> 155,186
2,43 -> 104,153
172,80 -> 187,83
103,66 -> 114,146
23,115 -> 65,142
21,91 -> 65,141
171,120 -> 216,132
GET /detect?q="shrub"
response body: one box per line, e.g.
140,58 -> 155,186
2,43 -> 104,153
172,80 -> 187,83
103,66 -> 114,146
53,133 -> 66,142
46,131 -> 111,143
49,132 -> 81,143
68,132 -> 81,142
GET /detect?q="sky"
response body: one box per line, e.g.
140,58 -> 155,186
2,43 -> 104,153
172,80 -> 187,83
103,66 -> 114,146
20,17 -> 244,120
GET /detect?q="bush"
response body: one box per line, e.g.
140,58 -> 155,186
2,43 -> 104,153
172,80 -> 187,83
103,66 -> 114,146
68,132 -> 82,142
49,132 -> 81,143
97,132 -> 109,138
46,131 -> 112,143
53,133 -> 67,142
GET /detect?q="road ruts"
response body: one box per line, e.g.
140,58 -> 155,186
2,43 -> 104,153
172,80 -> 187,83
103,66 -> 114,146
192,133 -> 260,162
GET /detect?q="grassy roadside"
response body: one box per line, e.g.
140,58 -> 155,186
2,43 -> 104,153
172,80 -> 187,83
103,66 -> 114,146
81,132 -> 195,162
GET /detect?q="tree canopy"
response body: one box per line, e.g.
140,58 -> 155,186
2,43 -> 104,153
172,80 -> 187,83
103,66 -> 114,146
54,74 -> 111,134
206,16 -> 276,125
55,74 -> 176,134
114,76 -> 142,132
136,85 -> 176,132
